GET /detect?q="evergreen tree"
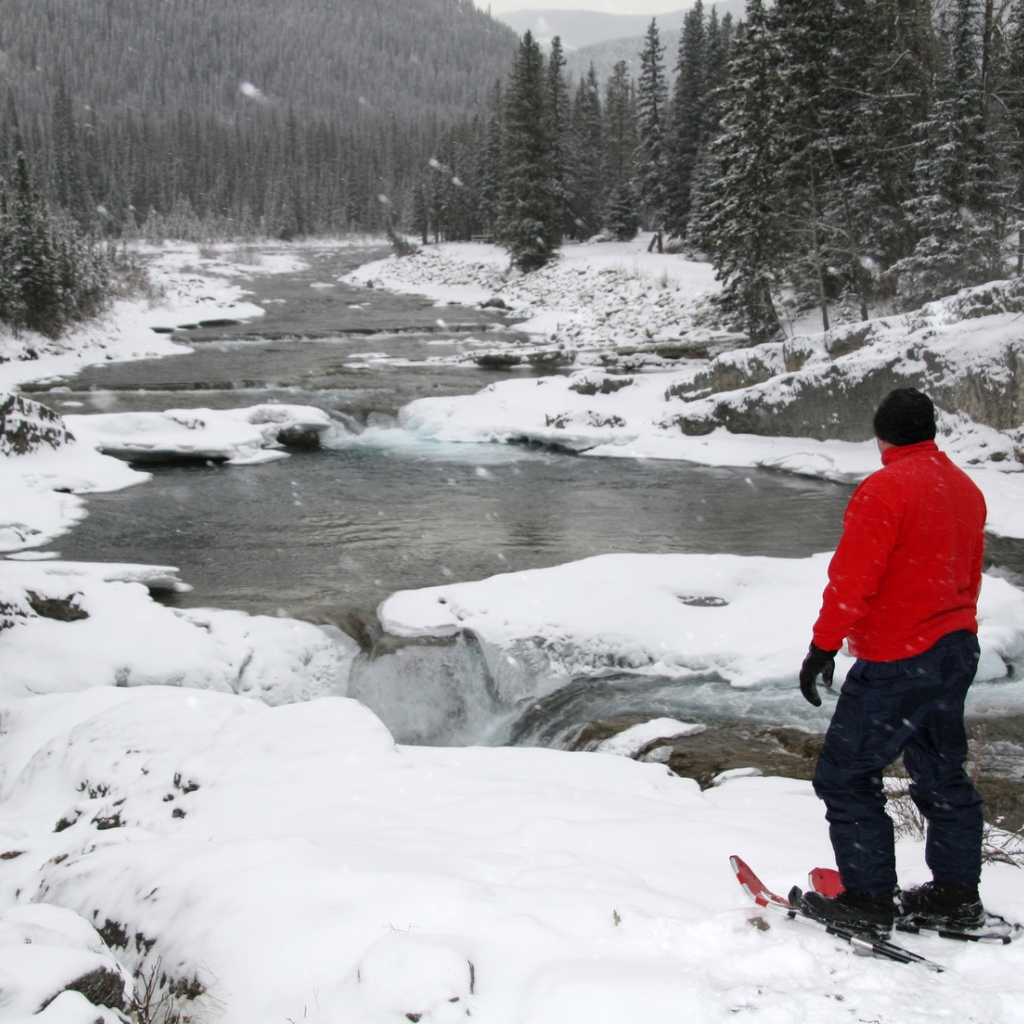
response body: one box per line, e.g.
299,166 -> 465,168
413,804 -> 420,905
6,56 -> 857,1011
476,81 -> 505,238
603,61 -> 638,239
850,0 -> 937,294
635,19 -> 669,250
411,179 -> 430,244
0,150 -> 110,337
705,8 -> 735,101
8,151 -> 61,337
498,31 -> 558,270
772,0 -> 848,328
893,0 -> 1006,300
666,1 -> 707,240
606,181 -> 640,241
1,90 -> 23,172
51,76 -> 89,226
546,37 -> 574,241
568,67 -> 604,239
692,0 -> 784,342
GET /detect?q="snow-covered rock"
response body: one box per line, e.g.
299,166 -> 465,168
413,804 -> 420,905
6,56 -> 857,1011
0,393 -> 74,457
0,904 -> 132,1023
594,718 -> 707,758
67,403 -> 336,465
380,553 -> 1024,697
0,559 -> 356,703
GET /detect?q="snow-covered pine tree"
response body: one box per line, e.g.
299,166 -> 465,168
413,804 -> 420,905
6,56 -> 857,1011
546,37 -> 574,242
411,180 -> 430,244
772,0 -> 854,330
8,151 -> 61,337
692,0 -> 784,342
665,1 -> 706,241
51,76 -> 90,227
568,66 -> 603,240
704,8 -> 735,104
0,177 -> 12,329
636,19 -> 669,251
2,90 -> 23,173
893,0 -> 1006,301
603,61 -> 638,240
475,81 -> 505,240
847,0 -> 936,298
498,31 -> 558,271
0,136 -> 112,336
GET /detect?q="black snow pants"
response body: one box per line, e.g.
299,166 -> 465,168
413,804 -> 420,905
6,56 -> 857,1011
813,629 -> 983,896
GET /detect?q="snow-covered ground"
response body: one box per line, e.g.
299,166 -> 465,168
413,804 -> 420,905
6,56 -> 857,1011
3,239 -> 1024,1021
3,686 -> 1024,1024
343,238 -> 727,354
0,557 -> 356,704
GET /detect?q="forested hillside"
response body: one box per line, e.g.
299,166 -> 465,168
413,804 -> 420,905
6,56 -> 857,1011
3,0 -> 1023,344
0,0 -> 515,122
0,0 -> 518,238
420,0 -> 1024,336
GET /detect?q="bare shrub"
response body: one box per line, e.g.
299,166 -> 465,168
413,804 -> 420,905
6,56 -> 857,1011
126,959 -> 207,1024
110,249 -> 165,306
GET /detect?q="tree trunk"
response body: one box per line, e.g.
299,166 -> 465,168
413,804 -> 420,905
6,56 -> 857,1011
807,150 -> 829,332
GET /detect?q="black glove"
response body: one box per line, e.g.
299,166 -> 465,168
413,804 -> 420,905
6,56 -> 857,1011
799,643 -> 838,707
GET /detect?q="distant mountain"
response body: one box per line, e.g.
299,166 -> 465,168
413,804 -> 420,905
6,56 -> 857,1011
564,29 -> 680,86
496,8 -> 689,49
558,0 -> 745,87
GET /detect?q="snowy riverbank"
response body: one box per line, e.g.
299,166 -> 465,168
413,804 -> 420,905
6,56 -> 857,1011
349,238 -> 1024,538
343,237 -> 726,356
379,551 -> 1024,707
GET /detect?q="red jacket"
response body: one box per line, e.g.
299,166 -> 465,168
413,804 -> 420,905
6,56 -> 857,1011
812,440 -> 986,661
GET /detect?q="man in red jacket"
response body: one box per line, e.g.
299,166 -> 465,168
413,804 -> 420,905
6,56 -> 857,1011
796,388 -> 987,938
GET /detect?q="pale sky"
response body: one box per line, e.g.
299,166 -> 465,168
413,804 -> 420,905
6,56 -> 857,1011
479,0 -> 688,15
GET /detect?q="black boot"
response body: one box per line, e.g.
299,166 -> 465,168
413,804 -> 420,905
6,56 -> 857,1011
798,888 -> 895,938
898,881 -> 986,931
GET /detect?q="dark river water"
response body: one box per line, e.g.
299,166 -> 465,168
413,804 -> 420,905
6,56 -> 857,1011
37,436 -> 850,623
28,244 -> 855,621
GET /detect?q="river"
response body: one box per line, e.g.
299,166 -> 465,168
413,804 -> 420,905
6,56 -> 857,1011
21,245 -> 1024,801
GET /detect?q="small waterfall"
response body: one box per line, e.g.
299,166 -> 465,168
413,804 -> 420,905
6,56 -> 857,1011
346,629 -> 505,746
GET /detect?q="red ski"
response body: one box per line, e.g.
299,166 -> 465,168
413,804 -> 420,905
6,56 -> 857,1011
730,855 -> 944,971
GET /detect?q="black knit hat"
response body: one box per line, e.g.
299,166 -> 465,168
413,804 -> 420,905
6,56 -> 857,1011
873,388 -> 936,446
